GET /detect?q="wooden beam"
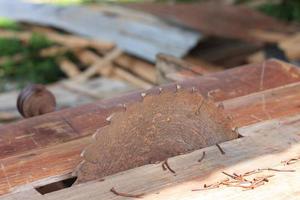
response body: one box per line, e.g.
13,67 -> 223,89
2,114 -> 300,199
112,67 -> 153,89
75,48 -> 123,82
0,30 -> 114,52
224,82 -> 300,126
114,54 -> 156,84
59,59 -> 81,78
0,59 -> 299,160
1,78 -> 300,195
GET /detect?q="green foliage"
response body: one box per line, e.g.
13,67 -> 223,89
0,38 -> 25,56
258,0 -> 300,22
0,33 -> 65,90
28,33 -> 53,50
0,17 -> 21,30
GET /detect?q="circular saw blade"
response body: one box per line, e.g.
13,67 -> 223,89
74,89 -> 237,183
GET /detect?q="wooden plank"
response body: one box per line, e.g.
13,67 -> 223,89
248,32 -> 300,62
156,54 -> 205,84
1,79 -> 300,196
0,30 -> 114,52
0,60 -> 299,159
239,113 -> 300,137
0,137 -> 90,195
112,67 -> 153,89
114,54 -> 156,84
75,48 -> 123,81
59,59 -> 81,78
128,2 -> 299,43
2,114 -> 300,199
76,50 -> 157,84
224,82 -> 300,127
0,2 -> 200,61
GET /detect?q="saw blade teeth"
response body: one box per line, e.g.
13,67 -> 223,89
106,113 -> 115,123
94,126 -> 111,141
232,127 -> 238,132
227,115 -> 233,120
80,150 -> 86,158
117,103 -> 127,111
218,102 -> 225,110
92,132 -> 97,140
82,143 -> 101,164
207,91 -> 215,101
192,87 -> 197,93
75,89 -> 238,183
158,87 -> 163,93
72,160 -> 85,177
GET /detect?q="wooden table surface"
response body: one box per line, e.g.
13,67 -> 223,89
1,59 -> 300,199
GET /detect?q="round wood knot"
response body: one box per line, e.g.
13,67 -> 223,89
17,84 -> 56,118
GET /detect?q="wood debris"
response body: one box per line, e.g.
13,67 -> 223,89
162,159 -> 176,174
110,187 -> 144,198
216,143 -> 226,155
198,151 -> 206,163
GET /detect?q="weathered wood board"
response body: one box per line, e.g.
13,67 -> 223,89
0,60 -> 299,159
128,2 -> 299,43
0,59 -> 300,198
2,113 -> 300,199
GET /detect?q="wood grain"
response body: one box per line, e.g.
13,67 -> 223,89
0,60 -> 300,196
2,113 -> 300,199
224,81 -> 300,127
0,59 -> 299,160
0,69 -> 300,195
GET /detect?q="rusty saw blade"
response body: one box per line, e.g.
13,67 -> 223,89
74,87 -> 238,183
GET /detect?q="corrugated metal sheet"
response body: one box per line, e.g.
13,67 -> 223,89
0,0 -> 201,62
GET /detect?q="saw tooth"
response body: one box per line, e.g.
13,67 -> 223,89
106,113 -> 115,123
80,150 -> 85,158
118,103 -> 127,111
207,91 -> 215,101
92,132 -> 98,140
232,127 -> 238,132
141,92 -> 146,98
218,102 -> 225,110
117,103 -> 126,109
92,128 -> 101,140
176,84 -> 181,91
192,87 -> 197,93
158,87 -> 163,93
94,126 -> 111,141
72,160 -> 85,177
227,115 -> 233,120
82,143 -> 101,164
75,161 -> 100,184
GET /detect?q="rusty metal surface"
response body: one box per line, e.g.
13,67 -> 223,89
127,2 -> 299,43
75,89 -> 237,183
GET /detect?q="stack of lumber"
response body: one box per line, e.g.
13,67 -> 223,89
128,2 -> 300,66
0,28 -> 157,89
0,26 -> 160,124
0,59 -> 300,199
